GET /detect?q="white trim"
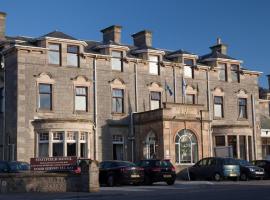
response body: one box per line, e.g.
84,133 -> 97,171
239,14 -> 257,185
132,48 -> 165,55
40,37 -> 88,46
203,57 -> 243,63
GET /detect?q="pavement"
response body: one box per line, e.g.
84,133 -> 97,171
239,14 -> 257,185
1,180 -> 270,200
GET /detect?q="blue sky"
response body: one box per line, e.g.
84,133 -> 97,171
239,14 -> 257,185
1,0 -> 269,88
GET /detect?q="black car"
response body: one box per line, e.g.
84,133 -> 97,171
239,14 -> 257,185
99,160 -> 144,186
0,161 -> 30,173
236,159 -> 264,181
252,160 -> 270,179
136,159 -> 176,185
188,157 -> 240,181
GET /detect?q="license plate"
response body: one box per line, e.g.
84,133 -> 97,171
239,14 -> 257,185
163,174 -> 172,178
256,172 -> 264,175
229,173 -> 237,177
131,174 -> 140,178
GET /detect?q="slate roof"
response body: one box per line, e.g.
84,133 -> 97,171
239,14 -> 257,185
166,49 -> 195,56
261,114 -> 270,129
42,31 -> 77,40
199,51 -> 236,61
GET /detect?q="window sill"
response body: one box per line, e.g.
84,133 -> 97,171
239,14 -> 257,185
37,109 -> 54,113
149,73 -> 160,76
74,111 -> 89,114
112,69 -> 123,72
48,64 -> 61,67
213,117 -> 224,120
237,118 -> 248,121
111,112 -> 126,116
66,65 -> 79,68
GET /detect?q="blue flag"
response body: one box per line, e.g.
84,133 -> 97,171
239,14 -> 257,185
165,81 -> 173,96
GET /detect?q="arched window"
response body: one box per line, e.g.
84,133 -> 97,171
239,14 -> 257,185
144,131 -> 157,159
175,129 -> 198,164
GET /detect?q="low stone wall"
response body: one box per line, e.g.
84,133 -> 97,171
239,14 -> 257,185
0,161 -> 99,193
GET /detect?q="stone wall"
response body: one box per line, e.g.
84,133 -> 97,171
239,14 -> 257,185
0,161 -> 99,193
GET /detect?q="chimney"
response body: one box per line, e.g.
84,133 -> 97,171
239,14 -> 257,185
132,30 -> 152,47
100,25 -> 122,44
0,11 -> 6,41
210,37 -> 228,55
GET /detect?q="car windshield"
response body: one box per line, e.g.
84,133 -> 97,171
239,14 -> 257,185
239,160 -> 252,166
156,160 -> 173,167
223,158 -> 238,165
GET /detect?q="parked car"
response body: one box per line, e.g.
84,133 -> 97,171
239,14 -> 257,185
136,159 -> 176,185
236,159 -> 264,181
0,161 -> 30,173
188,157 -> 240,181
99,160 -> 144,186
252,160 -> 270,179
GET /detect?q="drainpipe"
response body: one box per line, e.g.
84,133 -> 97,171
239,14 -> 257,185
93,56 -> 97,160
1,51 -> 5,160
173,66 -> 176,103
206,69 -> 213,157
251,94 -> 257,160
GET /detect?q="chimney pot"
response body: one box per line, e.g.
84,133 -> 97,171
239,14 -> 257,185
210,38 -> 228,55
0,11 -> 7,41
100,25 -> 122,44
217,37 -> 221,45
132,30 -> 152,47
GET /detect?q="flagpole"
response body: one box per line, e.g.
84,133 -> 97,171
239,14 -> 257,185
165,80 -> 168,103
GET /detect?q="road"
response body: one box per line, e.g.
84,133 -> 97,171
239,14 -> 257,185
1,180 -> 270,200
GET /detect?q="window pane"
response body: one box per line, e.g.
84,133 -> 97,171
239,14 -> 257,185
67,143 -> 76,156
149,55 -> 158,62
75,96 -> 87,111
184,58 -> 194,66
113,89 -> 123,97
215,136 -> 225,146
149,62 -> 158,74
39,84 -> 51,93
39,94 -> 51,109
67,53 -> 78,66
49,44 -> 60,51
184,66 -> 192,78
76,87 -> 86,95
39,143 -> 48,157
239,136 -> 247,160
53,143 -> 63,157
151,100 -> 160,110
48,51 -> 60,65
112,51 -> 122,58
67,45 -> 79,53
228,135 -> 237,158
218,63 -> 227,81
214,96 -> 223,104
112,57 -> 122,70
214,104 -> 222,117
151,92 -> 161,100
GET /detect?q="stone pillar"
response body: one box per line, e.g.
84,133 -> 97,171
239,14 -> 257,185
48,132 -> 53,157
86,132 -> 90,158
35,133 -> 39,157
63,131 -> 67,156
88,161 -> 99,192
76,132 -> 80,157
236,135 -> 240,159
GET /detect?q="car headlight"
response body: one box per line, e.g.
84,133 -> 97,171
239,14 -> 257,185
249,168 -> 255,172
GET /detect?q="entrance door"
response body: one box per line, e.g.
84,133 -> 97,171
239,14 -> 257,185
113,144 -> 124,160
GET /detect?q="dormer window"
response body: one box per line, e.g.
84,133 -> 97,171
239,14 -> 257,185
149,55 -> 159,75
231,64 -> 239,82
111,50 -> 123,71
48,43 -> 61,65
218,63 -> 227,81
183,58 -> 194,78
67,45 -> 79,67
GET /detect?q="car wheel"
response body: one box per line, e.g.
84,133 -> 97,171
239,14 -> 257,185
144,175 -> 153,185
166,179 -> 175,185
107,175 -> 115,187
240,173 -> 248,181
213,173 -> 222,181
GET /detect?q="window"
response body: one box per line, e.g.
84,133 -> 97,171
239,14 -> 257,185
111,51 -> 123,71
149,55 -> 159,75
67,132 -> 76,156
175,129 -> 198,164
67,45 -> 79,67
184,58 -> 194,78
39,84 -> 52,110
39,133 -> 49,157
0,88 -> 4,113
80,132 -> 87,158
75,87 -> 88,111
239,98 -> 247,119
52,132 -> 64,157
228,135 -> 237,158
48,43 -> 61,65
112,135 -> 124,160
215,136 -> 225,146
112,89 -> 124,113
214,96 -> 223,118
144,132 -> 157,159
231,64 -> 239,82
218,63 -> 227,81
150,91 -> 161,110
239,136 -> 247,160
186,94 -> 195,104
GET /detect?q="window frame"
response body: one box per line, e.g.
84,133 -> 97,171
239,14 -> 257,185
183,58 -> 194,79
67,45 -> 79,67
38,83 -> 52,111
111,50 -> 123,71
218,63 -> 227,81
213,96 -> 224,119
231,64 -> 240,83
150,91 -> 161,110
48,43 -> 61,66
75,86 -> 88,112
238,98 -> 248,119
112,88 -> 124,114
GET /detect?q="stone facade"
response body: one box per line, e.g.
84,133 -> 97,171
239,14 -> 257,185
0,12 -> 263,168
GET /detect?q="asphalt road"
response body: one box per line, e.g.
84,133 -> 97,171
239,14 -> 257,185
1,180 -> 270,200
